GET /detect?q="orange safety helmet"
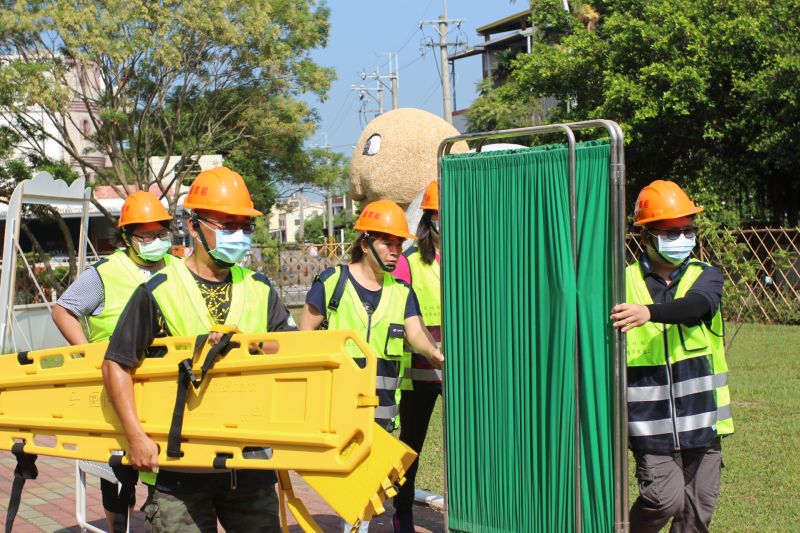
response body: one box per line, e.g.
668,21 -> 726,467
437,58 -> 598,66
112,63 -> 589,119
421,180 -> 439,211
355,200 -> 416,240
183,167 -> 263,217
634,180 -> 704,226
118,191 -> 172,228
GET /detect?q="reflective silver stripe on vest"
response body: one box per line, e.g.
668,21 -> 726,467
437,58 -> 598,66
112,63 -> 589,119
628,411 -> 717,437
627,375 -> 714,403
716,403 -> 732,421
714,372 -> 728,388
375,404 -> 399,420
376,376 -> 401,390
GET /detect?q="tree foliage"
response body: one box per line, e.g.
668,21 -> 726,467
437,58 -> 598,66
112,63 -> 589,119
0,0 -> 336,216
467,0 -> 800,225
0,125 -> 82,286
299,210 -> 357,244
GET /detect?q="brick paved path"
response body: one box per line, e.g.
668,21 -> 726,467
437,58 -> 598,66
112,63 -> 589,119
0,453 -> 443,532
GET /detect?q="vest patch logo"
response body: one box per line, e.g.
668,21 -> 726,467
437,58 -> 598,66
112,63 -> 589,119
387,323 -> 405,338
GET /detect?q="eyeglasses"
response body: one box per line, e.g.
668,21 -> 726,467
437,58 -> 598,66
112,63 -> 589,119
647,226 -> 698,241
198,217 -> 255,235
130,229 -> 171,244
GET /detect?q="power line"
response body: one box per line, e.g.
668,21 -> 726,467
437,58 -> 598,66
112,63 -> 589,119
396,27 -> 421,54
429,45 -> 442,83
399,53 -> 425,71
327,91 -> 357,137
395,0 -> 434,53
417,81 -> 440,108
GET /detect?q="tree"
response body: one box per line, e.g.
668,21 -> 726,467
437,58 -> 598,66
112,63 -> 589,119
0,0 -> 336,219
0,125 -> 81,289
466,0 -> 800,225
297,211 -> 358,244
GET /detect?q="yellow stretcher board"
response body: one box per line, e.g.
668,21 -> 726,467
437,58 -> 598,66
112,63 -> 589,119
0,330 -> 380,473
0,330 -> 419,531
299,423 -> 417,525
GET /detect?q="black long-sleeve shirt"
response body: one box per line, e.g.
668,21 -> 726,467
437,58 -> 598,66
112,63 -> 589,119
638,254 -> 723,325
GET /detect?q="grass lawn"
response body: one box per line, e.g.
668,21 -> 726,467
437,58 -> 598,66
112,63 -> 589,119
415,323 -> 800,531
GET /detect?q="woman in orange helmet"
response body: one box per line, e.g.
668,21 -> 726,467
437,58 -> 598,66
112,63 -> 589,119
52,190 -> 173,532
611,180 -> 732,532
390,180 -> 442,533
299,199 -> 443,533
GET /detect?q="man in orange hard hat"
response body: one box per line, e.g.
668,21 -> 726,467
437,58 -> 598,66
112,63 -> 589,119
611,180 -> 733,532
102,167 -> 293,532
54,190 -> 174,531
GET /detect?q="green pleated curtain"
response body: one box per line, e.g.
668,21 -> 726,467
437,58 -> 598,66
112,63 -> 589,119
441,140 -> 615,533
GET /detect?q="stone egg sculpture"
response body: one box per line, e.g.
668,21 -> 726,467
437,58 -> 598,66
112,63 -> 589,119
350,108 -> 469,208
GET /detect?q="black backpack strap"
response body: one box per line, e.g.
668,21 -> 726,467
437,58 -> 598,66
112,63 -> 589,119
320,265 -> 349,331
5,442 -> 38,533
167,332 -> 235,459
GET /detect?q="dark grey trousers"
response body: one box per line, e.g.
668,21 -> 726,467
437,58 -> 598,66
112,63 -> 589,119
630,439 -> 722,533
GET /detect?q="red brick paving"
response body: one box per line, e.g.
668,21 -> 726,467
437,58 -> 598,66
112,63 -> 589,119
0,452 -> 444,532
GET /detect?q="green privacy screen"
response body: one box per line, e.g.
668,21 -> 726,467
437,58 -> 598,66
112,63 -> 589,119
441,141 -> 614,533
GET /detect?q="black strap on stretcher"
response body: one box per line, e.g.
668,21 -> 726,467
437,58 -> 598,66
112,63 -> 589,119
167,332 -> 236,459
107,454 -> 139,531
4,442 -> 38,533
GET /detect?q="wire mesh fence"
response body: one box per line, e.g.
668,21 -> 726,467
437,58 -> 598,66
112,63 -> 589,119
11,229 -> 799,323
626,228 -> 800,323
245,242 -> 353,307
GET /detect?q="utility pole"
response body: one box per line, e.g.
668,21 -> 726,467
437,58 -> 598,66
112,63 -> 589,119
320,132 -> 335,241
421,1 -> 463,124
297,188 -> 305,244
438,15 -> 452,122
351,82 -> 384,121
326,190 -> 334,240
391,63 -> 399,110
354,52 -> 399,120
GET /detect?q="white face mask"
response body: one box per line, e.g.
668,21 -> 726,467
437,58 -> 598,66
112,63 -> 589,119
136,238 -> 171,262
210,229 -> 252,264
656,234 -> 696,264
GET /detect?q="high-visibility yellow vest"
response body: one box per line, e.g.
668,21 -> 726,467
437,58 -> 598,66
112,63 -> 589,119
400,248 -> 442,391
322,266 -> 408,426
405,248 -> 440,327
140,258 -> 270,485
148,258 -> 270,335
626,260 -> 733,452
87,251 -> 172,342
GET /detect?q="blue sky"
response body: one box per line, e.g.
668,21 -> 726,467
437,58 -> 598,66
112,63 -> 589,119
305,1 -> 523,155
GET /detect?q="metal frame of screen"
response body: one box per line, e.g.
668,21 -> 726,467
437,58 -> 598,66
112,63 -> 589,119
436,120 -> 628,533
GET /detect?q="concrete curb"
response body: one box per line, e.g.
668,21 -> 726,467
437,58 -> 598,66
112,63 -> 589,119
414,489 -> 444,512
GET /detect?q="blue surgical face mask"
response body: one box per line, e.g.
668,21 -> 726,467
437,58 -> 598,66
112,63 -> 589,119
210,229 -> 252,264
136,238 -> 171,262
656,234 -> 695,265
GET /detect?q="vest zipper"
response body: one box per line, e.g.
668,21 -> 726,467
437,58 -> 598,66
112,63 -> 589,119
364,302 -> 375,342
663,327 -> 680,450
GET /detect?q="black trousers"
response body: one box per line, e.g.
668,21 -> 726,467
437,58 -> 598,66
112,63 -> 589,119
394,387 -> 441,513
